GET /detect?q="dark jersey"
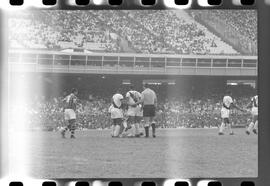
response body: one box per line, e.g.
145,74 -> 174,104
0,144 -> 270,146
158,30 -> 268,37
64,93 -> 77,110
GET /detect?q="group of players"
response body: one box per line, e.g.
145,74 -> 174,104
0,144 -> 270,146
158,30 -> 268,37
60,86 -> 258,139
219,90 -> 258,136
109,84 -> 157,138
60,84 -> 158,138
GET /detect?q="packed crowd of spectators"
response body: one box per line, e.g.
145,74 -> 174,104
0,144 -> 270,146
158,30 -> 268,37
206,10 -> 257,42
128,10 -> 213,54
8,11 -> 121,52
9,86 -> 255,131
8,10 -> 256,55
190,10 -> 257,55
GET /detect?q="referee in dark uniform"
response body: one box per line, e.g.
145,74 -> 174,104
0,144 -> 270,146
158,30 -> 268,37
137,84 -> 157,138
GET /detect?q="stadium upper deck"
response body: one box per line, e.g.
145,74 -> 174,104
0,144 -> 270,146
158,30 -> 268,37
8,49 -> 257,76
8,10 -> 257,55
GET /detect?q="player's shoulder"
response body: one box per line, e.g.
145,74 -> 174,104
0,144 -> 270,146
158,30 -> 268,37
133,90 -> 140,95
251,95 -> 258,100
223,95 -> 233,101
113,93 -> 121,98
118,93 -> 124,99
70,93 -> 76,98
136,91 -> 142,96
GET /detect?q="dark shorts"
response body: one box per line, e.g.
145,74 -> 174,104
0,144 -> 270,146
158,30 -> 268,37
127,116 -> 142,124
113,118 -> 123,126
135,116 -> 143,123
253,115 -> 258,122
143,105 -> 156,117
223,118 -> 230,124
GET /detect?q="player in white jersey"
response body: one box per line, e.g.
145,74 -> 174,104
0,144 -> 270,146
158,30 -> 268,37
219,90 -> 244,135
125,85 -> 144,137
108,89 -> 124,137
245,95 -> 258,135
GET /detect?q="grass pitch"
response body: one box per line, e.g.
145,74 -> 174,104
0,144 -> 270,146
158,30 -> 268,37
28,128 -> 257,178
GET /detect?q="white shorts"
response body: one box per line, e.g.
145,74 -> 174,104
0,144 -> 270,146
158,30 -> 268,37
109,107 -> 124,119
221,107 -> 230,119
127,106 -> 143,117
64,109 -> 76,120
251,107 -> 258,116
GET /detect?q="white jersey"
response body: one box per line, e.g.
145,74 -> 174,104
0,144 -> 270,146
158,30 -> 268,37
112,93 -> 123,108
222,95 -> 233,110
251,95 -> 258,116
251,95 -> 258,108
126,90 -> 141,106
126,90 -> 143,117
109,93 -> 124,119
221,95 -> 233,119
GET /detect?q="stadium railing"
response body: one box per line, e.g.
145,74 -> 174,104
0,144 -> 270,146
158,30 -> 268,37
8,49 -> 258,76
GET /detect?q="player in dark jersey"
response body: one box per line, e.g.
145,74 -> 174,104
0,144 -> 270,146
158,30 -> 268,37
246,95 -> 258,135
60,88 -> 78,138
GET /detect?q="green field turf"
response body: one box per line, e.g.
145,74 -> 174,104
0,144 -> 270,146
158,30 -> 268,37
27,128 -> 257,178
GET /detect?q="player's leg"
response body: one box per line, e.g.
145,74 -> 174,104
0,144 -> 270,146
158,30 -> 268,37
150,117 -> 156,138
111,121 -> 116,137
134,116 -> 142,137
126,116 -> 135,132
142,105 -> 150,137
144,117 -> 150,138
119,118 -> 127,136
246,118 -> 255,135
149,105 -> 156,138
111,108 -> 124,137
68,109 -> 77,138
113,119 -> 122,137
61,109 -> 70,138
69,119 -> 76,138
252,108 -> 258,134
253,115 -> 258,134
114,124 -> 121,137
61,122 -> 68,138
121,117 -> 135,137
226,118 -> 234,135
135,106 -> 144,137
219,118 -> 226,135
219,108 -> 228,135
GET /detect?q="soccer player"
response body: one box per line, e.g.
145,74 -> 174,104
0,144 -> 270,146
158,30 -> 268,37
61,88 -> 78,139
109,89 -> 124,137
219,90 -> 244,135
245,95 -> 258,135
137,84 -> 157,138
125,85 -> 143,137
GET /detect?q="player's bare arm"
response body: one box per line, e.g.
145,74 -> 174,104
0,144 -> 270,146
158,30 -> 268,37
231,102 -> 245,112
154,95 -> 157,108
245,100 -> 253,110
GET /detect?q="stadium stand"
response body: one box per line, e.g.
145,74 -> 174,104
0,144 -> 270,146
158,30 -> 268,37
8,10 -> 256,55
9,85 -> 255,131
189,10 -> 257,55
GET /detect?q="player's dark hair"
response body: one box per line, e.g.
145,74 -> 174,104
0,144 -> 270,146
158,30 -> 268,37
71,88 -> 78,94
